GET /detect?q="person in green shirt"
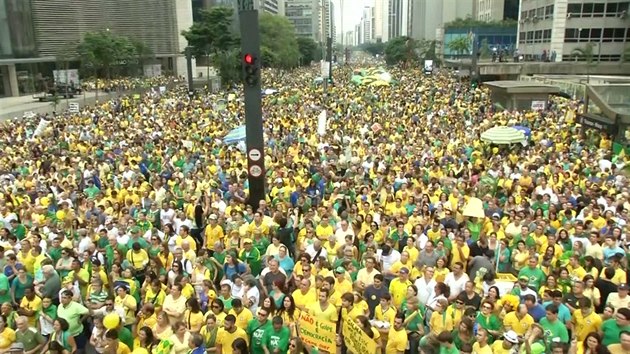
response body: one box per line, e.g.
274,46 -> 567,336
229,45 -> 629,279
600,307 -> 630,346
262,316 -> 291,354
9,220 -> 26,241
518,256 -> 547,289
246,308 -> 272,354
239,239 -> 262,277
540,304 -> 569,351
0,273 -> 11,305
437,330 -> 461,354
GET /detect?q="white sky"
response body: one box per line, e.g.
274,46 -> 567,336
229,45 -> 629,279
333,0 -> 373,34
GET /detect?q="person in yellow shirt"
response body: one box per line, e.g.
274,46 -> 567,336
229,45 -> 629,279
490,330 -> 521,354
308,288 -> 338,323
216,314 -> 248,354
17,287 -> 41,327
503,303 -> 534,336
228,299 -> 253,330
334,267 -> 353,296
204,215 -> 224,249
472,328 -> 493,354
450,235 -> 470,271
17,241 -> 35,274
315,216 -> 334,241
126,244 -> 149,274
291,278 -> 316,311
572,298 -> 602,342
104,328 -> 132,354
388,268 -> 412,309
340,292 -> 365,323
385,314 -> 407,354
184,298 -> 205,333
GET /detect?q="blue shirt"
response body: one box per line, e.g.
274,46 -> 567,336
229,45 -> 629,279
528,304 -> 546,323
190,346 -> 206,354
541,301 -> 572,324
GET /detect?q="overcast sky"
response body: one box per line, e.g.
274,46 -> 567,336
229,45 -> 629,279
333,0 -> 373,34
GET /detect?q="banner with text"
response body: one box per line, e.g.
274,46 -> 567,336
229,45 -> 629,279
298,312 -> 335,353
342,317 -> 377,354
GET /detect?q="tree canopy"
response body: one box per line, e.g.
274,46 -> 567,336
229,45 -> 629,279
361,41 -> 386,56
445,17 -> 517,29
383,37 -> 438,66
259,13 -> 300,68
296,36 -> 321,65
77,30 -> 142,79
181,6 -> 238,58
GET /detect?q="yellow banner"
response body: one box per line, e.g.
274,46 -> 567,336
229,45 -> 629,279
297,312 -> 336,353
342,318 -> 377,354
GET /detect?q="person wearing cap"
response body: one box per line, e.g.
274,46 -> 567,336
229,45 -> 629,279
239,238 -> 262,277
490,330 -> 520,354
511,274 -> 539,302
334,266 -> 353,296
204,214 -> 224,249
608,283 -> 630,312
388,267 -> 412,309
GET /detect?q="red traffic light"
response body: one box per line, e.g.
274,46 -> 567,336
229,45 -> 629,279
244,54 -> 254,65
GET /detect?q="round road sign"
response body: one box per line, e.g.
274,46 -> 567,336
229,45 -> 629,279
249,165 -> 262,177
248,149 -> 262,162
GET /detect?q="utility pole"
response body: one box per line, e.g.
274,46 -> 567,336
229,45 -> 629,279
238,0 -> 266,210
185,46 -> 194,96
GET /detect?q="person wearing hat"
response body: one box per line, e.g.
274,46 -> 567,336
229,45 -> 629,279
490,330 -> 520,353
608,283 -> 630,315
238,238 -> 261,277
389,267 -> 412,309
204,214 -> 224,250
511,274 -> 539,302
334,266 -> 353,296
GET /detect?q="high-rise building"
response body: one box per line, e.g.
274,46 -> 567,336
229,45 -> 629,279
285,0 -> 321,41
0,0 -> 193,98
410,0 -> 473,40
388,0 -> 409,38
475,0 -> 519,22
320,0 -> 336,43
373,0 -> 388,42
360,6 -> 374,44
517,0 -> 629,62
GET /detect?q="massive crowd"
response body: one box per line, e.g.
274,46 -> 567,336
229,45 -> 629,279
0,61 -> 627,354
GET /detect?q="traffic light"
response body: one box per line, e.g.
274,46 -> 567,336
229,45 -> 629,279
243,53 -> 258,86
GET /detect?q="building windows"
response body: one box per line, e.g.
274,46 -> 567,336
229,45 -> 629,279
545,5 -> 554,19
567,1 -> 629,17
519,31 -> 526,43
543,29 -> 551,41
565,27 -> 628,42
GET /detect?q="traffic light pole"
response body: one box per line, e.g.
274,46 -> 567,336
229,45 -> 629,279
238,1 -> 266,211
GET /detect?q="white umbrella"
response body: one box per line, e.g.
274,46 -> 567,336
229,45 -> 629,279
481,126 -> 526,145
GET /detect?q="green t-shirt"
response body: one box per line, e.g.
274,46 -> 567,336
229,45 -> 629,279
263,326 -> 291,353
540,318 -> 569,349
246,319 -> 272,354
15,327 -> 45,351
601,318 -> 630,346
518,266 -> 546,289
439,345 -> 460,354
118,326 -> 134,349
0,274 -> 11,304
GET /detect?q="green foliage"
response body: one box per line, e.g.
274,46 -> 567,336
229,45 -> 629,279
259,13 -> 300,68
384,36 -> 419,65
182,6 -> 238,58
448,36 -> 472,56
50,94 -> 61,112
571,43 -> 597,65
296,37 -> 320,65
445,17 -> 518,29
213,48 -> 242,87
479,38 -> 491,58
77,30 -> 139,79
361,42 -> 386,56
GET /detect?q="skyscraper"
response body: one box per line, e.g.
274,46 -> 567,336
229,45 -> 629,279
285,0 -> 321,41
410,0 -> 473,40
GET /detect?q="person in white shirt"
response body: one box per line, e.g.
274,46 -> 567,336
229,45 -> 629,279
334,220 -> 355,244
305,240 -> 328,262
415,266 -> 437,306
444,262 -> 470,301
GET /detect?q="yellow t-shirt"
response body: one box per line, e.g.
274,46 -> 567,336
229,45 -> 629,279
502,312 -> 534,336
389,279 -> 412,309
228,308 -> 253,330
126,249 -> 149,270
292,289 -> 316,310
216,327 -> 248,354
472,342 -> 493,354
374,305 -> 396,325
572,310 -> 602,342
184,310 -> 205,331
385,327 -> 407,354
0,327 -> 15,349
490,340 -> 515,354
19,295 -> 42,327
115,343 -> 131,354
309,303 -> 338,323
144,288 -> 166,309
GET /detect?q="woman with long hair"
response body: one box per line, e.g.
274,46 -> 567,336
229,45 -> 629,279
232,337 -> 249,354
46,318 -> 77,354
184,297 -> 204,333
152,310 -> 174,340
89,314 -> 107,353
288,336 -> 311,354
452,317 -> 476,350
258,296 -> 278,316
134,326 -> 158,353
200,314 -> 219,353
158,242 -> 174,273
270,279 -> 287,309
168,261 -> 186,286
207,299 -> 227,326
572,332 -> 610,354
169,321 -> 191,354
356,315 -> 381,350
277,295 -> 299,336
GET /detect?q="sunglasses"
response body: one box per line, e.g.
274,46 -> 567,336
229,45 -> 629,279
212,305 -> 220,309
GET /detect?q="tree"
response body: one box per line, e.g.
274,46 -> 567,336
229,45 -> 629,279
571,43 -> 597,83
447,36 -> 471,57
182,6 -> 237,60
132,39 -> 154,76
213,48 -> 242,87
77,30 -> 137,80
361,41 -> 386,56
259,13 -> 300,68
296,37 -> 319,65
445,16 -> 517,29
384,36 -> 418,65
